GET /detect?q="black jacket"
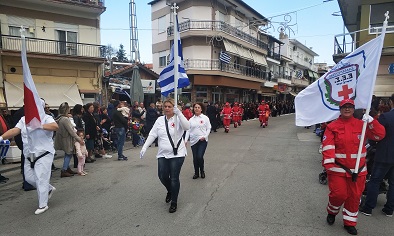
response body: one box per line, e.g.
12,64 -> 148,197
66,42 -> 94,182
375,109 -> 394,164
112,110 -> 128,129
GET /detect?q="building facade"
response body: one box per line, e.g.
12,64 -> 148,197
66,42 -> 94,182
334,0 -> 394,97
149,0 -> 274,104
0,0 -> 106,109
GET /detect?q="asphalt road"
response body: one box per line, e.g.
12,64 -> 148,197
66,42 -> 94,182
0,114 -> 392,236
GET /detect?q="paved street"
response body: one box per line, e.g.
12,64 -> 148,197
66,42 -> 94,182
0,114 -> 392,236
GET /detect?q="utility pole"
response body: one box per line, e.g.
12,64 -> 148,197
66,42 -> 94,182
130,0 -> 140,63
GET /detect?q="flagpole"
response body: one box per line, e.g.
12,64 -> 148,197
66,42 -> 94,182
353,12 -> 389,182
172,3 -> 179,149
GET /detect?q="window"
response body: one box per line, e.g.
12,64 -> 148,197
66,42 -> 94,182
57,30 -> 78,55
158,16 -> 166,34
196,86 -> 208,103
369,3 -> 394,34
9,26 -> 34,37
217,11 -> 227,22
158,50 -> 168,67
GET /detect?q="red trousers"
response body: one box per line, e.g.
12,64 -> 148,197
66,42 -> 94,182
259,115 -> 267,125
326,174 -> 366,227
223,118 -> 231,127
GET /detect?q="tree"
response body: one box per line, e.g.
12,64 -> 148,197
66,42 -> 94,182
102,44 -> 116,62
116,44 -> 129,62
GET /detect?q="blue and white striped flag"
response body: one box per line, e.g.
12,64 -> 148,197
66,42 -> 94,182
219,51 -> 231,64
296,70 -> 303,79
158,16 -> 190,97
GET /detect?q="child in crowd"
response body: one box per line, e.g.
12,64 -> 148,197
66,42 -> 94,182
75,130 -> 88,176
131,117 -> 142,147
118,101 -> 130,118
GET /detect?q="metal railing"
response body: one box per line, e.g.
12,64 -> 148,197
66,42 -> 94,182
61,0 -> 105,7
333,28 -> 373,55
267,51 -> 281,61
0,34 -> 105,58
168,20 -> 268,51
184,59 -> 268,80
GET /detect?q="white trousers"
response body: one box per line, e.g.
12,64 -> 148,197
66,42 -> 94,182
24,153 -> 54,208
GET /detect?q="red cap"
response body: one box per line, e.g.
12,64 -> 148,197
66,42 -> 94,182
339,99 -> 355,107
261,100 -> 265,103
225,102 -> 230,106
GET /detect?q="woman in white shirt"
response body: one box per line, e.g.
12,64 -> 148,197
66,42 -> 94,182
140,98 -> 190,213
187,102 -> 211,179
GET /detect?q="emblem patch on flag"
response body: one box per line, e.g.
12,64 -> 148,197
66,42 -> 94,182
319,63 -> 360,110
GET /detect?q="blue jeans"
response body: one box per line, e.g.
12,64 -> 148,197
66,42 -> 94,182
62,153 -> 72,170
114,127 -> 126,158
364,162 -> 394,213
158,157 -> 185,203
191,140 -> 208,174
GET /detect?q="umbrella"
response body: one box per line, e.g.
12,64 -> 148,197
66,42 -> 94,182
130,65 -> 144,104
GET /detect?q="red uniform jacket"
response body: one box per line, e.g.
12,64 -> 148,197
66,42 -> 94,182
257,104 -> 267,116
322,116 -> 385,177
221,107 -> 232,120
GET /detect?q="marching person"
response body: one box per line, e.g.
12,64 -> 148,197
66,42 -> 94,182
360,93 -> 394,217
257,100 -> 268,128
220,102 -> 232,133
0,99 -> 59,214
231,102 -> 241,128
186,102 -> 211,179
322,99 -> 385,235
140,98 -> 190,213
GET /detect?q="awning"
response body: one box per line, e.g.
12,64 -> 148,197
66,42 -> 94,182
4,81 -> 83,109
313,72 -> 321,80
250,50 -> 268,66
223,40 -> 253,61
307,70 -> 314,78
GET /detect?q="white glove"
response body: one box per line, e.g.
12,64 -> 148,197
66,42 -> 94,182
0,136 -> 3,142
140,148 -> 146,159
173,106 -> 182,115
362,114 -> 374,123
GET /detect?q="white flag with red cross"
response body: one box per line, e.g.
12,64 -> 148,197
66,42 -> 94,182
295,33 -> 385,126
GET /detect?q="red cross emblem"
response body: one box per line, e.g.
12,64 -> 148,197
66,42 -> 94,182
338,84 -> 353,100
200,120 -> 204,124
171,123 -> 175,127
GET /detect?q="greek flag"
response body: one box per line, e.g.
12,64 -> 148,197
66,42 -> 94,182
219,51 -> 231,64
296,70 -> 303,79
158,16 -> 190,97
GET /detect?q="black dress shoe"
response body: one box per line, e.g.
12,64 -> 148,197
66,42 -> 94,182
193,174 -> 199,179
165,192 -> 171,203
200,171 -> 205,179
169,202 -> 177,213
344,226 -> 357,235
327,214 -> 335,225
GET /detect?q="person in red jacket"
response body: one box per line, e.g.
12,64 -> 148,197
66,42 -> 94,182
232,102 -> 241,128
182,103 -> 193,120
322,99 -> 386,235
220,102 -> 232,133
257,100 -> 268,128
239,103 -> 244,126
265,102 -> 271,127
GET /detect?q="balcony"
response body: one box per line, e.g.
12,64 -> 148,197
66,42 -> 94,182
291,78 -> 310,87
267,51 -> 281,61
56,0 -> 105,7
184,59 -> 268,81
0,34 -> 105,59
168,20 -> 268,51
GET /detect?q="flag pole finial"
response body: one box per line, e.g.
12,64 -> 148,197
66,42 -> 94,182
384,11 -> 389,22
20,25 -> 26,38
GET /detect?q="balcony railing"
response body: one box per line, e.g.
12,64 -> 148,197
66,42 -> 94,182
61,0 -> 105,7
267,51 -> 281,61
0,34 -> 105,58
168,20 -> 268,51
184,59 -> 269,81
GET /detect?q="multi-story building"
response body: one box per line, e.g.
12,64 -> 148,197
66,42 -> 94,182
0,0 -> 106,109
149,0 -> 280,104
334,0 -> 394,97
278,32 -> 319,97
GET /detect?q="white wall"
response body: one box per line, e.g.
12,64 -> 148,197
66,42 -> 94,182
183,45 -> 211,60
178,6 -> 212,21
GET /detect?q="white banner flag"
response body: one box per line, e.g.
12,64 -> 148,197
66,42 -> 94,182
295,34 -> 384,126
